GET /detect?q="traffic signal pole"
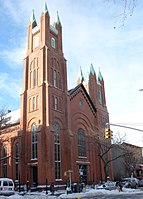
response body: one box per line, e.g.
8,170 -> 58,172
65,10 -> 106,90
106,123 -> 143,132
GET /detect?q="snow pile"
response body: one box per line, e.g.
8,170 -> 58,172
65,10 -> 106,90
59,187 -> 142,198
0,187 -> 142,199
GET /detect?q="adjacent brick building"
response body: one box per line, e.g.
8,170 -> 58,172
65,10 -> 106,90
0,3 -> 110,187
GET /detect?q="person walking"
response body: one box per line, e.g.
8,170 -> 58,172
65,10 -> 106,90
50,182 -> 55,195
117,181 -> 123,192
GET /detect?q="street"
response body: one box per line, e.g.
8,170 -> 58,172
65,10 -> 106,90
83,193 -> 143,199
0,191 -> 142,199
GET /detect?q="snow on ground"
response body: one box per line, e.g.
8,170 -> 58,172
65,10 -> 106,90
59,187 -> 142,198
0,187 -> 142,199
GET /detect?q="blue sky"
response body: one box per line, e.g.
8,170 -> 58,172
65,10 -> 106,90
0,0 -> 143,146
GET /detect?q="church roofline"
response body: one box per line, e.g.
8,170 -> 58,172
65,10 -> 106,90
69,83 -> 97,114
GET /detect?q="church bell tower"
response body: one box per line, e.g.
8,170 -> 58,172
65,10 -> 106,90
20,2 -> 69,186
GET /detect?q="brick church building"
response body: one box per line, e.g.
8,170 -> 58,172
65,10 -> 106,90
0,2 -> 111,188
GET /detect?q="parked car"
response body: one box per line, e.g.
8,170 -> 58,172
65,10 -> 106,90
121,178 -> 139,189
138,180 -> 143,187
96,181 -> 116,190
0,178 -> 15,195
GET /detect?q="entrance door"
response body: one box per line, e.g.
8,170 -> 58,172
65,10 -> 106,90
31,166 -> 38,186
79,165 -> 87,184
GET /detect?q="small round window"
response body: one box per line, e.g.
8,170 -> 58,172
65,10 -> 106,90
79,100 -> 83,108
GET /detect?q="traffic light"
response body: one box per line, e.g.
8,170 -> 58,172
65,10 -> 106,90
105,128 -> 110,139
110,130 -> 113,139
105,128 -> 113,139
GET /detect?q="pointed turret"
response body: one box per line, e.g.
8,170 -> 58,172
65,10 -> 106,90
54,11 -> 63,53
27,10 -> 38,54
98,69 -> 103,81
40,2 -> 50,46
30,10 -> 37,29
97,68 -> 106,106
56,11 -> 61,26
88,63 -> 97,106
90,63 -> 96,75
77,67 -> 84,85
43,2 -> 49,14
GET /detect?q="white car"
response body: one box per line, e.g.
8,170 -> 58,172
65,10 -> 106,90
96,181 -> 116,190
0,178 -> 15,195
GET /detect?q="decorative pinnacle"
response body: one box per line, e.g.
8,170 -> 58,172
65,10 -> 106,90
98,68 -> 103,81
43,2 -> 49,14
56,11 -> 61,24
30,10 -> 37,28
90,63 -> 95,75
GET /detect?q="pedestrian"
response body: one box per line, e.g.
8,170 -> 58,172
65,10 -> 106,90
50,182 -> 55,195
117,181 -> 123,192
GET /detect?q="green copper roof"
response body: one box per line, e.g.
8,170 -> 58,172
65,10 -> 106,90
90,63 -> 95,75
43,2 -> 49,14
30,10 -> 37,28
56,11 -> 61,25
98,70 -> 103,81
50,25 -> 58,35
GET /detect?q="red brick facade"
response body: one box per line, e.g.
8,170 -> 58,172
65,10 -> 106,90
0,4 -> 110,187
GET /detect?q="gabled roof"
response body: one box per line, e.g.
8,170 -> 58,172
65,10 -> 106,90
69,83 -> 97,115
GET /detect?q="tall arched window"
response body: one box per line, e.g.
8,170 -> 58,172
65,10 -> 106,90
54,70 -> 57,87
2,146 -> 7,177
78,128 -> 86,157
54,97 -> 58,110
53,122 -> 61,179
15,143 -> 19,180
31,123 -> 38,159
98,90 -> 102,104
33,96 -> 36,111
51,37 -> 56,48
33,69 -> 36,87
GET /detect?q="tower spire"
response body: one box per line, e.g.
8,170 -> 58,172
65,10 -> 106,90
90,63 -> 95,75
30,10 -> 37,29
77,66 -> 84,85
56,11 -> 61,25
98,68 -> 103,81
43,2 -> 49,14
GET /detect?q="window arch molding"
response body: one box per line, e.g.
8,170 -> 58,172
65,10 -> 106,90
27,118 -> 38,129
